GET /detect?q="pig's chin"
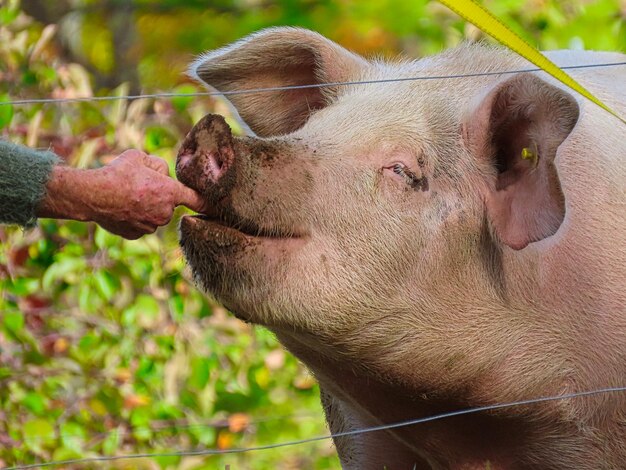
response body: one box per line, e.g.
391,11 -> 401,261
179,214 -> 305,321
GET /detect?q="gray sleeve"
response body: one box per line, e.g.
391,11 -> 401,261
0,140 -> 60,228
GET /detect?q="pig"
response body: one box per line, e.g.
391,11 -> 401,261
175,27 -> 626,469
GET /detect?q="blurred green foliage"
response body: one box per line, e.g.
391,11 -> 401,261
0,0 -> 624,468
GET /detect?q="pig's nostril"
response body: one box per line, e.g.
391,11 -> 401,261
178,152 -> 195,170
205,149 -> 228,181
210,154 -> 223,169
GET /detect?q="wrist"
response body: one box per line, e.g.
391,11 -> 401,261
36,165 -> 97,222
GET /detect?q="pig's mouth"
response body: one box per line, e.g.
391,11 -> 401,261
181,202 -> 306,245
185,213 -> 302,240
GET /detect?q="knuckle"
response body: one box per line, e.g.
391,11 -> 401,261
154,212 -> 170,225
121,149 -> 138,158
160,212 -> 173,225
124,149 -> 147,163
157,159 -> 169,172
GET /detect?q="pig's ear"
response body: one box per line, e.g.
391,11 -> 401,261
463,74 -> 580,250
189,27 -> 367,137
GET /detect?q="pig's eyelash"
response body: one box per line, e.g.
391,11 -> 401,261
393,163 -> 423,189
392,163 -> 405,175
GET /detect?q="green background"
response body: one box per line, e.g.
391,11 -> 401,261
0,0 -> 624,468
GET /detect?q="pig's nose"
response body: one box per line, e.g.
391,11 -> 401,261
176,114 -> 235,190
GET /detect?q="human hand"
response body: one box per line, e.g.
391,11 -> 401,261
37,150 -> 208,239
89,150 -> 208,239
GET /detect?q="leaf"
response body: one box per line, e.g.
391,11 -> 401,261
144,126 -> 176,153
0,94 -> 13,129
217,431 -> 233,450
105,82 -> 130,126
125,294 -> 161,329
94,270 -> 117,301
73,138 -> 101,169
78,333 -> 99,354
228,413 -> 250,433
21,392 -> 46,415
3,311 -> 24,334
130,408 -> 153,441
94,226 -> 120,249
29,24 -> 57,63
59,422 -> 86,453
101,427 -> 121,455
168,294 -> 184,322
51,446 -> 83,461
82,21 -> 115,73
113,367 -> 132,384
123,393 -> 150,410
23,419 -> 55,453
189,358 -> 210,389
7,277 -> 39,296
26,109 -> 43,147
191,425 -> 216,446
154,454 -> 181,469
0,6 -> 20,25
254,367 -> 270,390
78,281 -> 95,313
42,257 -> 87,291
88,398 -> 107,416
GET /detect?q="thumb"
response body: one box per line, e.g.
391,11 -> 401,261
173,181 -> 209,213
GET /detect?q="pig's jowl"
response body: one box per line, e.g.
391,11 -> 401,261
176,27 -> 626,469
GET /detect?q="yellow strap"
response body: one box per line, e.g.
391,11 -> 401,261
438,0 -> 626,125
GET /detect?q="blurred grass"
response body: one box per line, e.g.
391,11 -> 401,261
0,0 -> 624,468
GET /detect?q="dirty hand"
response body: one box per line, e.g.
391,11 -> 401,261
37,149 -> 208,239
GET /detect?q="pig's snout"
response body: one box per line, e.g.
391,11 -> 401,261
176,114 -> 236,197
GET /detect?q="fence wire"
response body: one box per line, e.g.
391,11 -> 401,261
0,61 -> 624,107
5,386 -> 626,469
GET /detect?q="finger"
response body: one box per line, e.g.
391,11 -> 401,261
102,225 -> 143,240
173,182 -> 208,213
137,221 -> 159,235
117,148 -> 147,162
122,228 -> 155,241
119,221 -> 157,239
154,209 -> 174,227
122,231 -> 144,241
142,155 -> 171,176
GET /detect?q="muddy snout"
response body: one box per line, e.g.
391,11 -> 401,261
176,114 -> 237,202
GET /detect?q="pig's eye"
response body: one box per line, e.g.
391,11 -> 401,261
389,163 -> 425,190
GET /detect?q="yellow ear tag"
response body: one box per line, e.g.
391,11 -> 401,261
521,146 -> 538,167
